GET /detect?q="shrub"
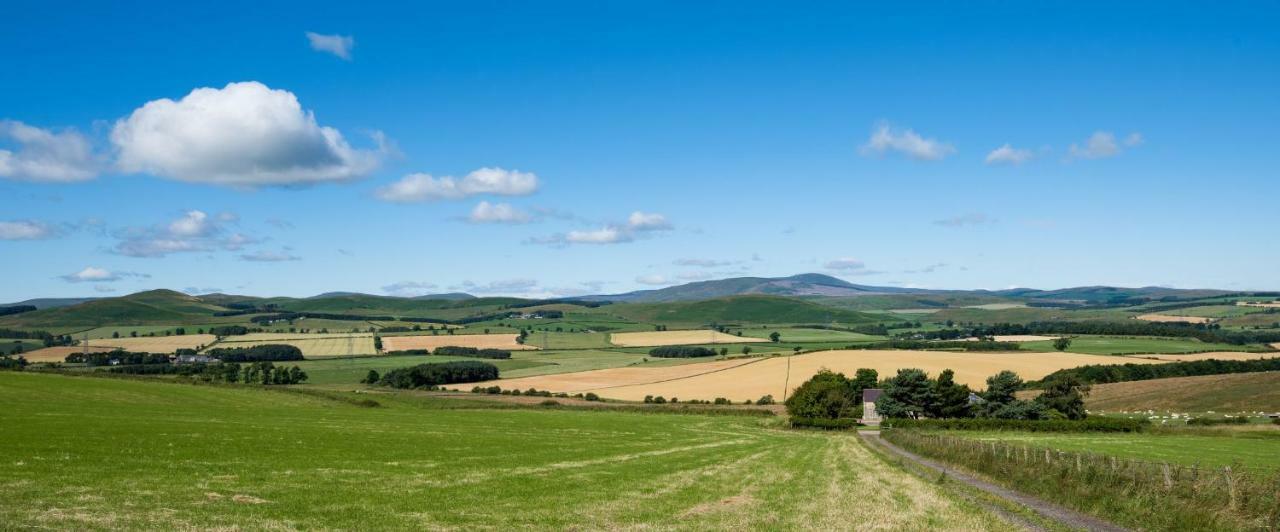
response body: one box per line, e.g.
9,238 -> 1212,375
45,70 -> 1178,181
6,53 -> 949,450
378,361 -> 499,389
790,417 -> 859,430
883,417 -> 1148,433
756,394 -> 775,405
540,400 -> 560,407
647,346 -> 717,358
713,397 -> 731,405
583,392 -> 600,402
1186,417 -> 1249,426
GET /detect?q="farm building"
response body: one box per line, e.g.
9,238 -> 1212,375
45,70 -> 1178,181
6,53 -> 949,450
860,388 -> 883,425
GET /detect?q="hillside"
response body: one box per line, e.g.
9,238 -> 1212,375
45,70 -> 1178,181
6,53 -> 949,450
608,295 -> 890,325
0,289 -> 231,328
1083,371 -> 1280,412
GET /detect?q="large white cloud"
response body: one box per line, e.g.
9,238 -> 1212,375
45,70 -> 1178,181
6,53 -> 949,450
859,122 -> 955,161
111,81 -> 380,186
0,120 -> 100,182
376,167 -> 538,202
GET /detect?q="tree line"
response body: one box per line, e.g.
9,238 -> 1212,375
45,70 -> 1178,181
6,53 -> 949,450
648,346 -> 718,358
0,305 -> 36,317
902,321 -> 1280,346
202,344 -> 304,362
377,361 -> 499,389
1027,357 -> 1280,387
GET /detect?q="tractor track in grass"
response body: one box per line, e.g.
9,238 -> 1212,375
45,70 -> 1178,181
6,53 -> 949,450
859,430 -> 1128,532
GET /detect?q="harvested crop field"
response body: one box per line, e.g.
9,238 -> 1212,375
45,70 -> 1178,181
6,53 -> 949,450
483,349 -> 1164,402
609,330 -> 766,347
1135,313 -> 1213,324
20,346 -> 118,363
1126,351 -> 1280,362
215,337 -> 376,358
85,334 -> 217,354
380,333 -> 536,352
229,332 -> 373,342
1081,371 -> 1280,412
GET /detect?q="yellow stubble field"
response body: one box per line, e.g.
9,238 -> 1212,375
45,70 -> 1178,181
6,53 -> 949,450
609,330 -> 767,347
381,333 -> 537,352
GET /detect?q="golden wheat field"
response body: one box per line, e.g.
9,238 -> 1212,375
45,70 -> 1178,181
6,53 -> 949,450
84,334 -> 218,353
487,349 -> 1167,402
20,346 -> 119,363
1126,351 -> 1280,362
609,330 -> 767,347
1135,313 -> 1213,324
214,336 -> 377,357
380,333 -> 537,352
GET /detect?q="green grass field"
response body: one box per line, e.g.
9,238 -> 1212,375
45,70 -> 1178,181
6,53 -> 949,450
0,339 -> 44,355
1020,335 -> 1261,355
952,430 -> 1280,471
295,355 -> 554,385
0,372 -> 1010,530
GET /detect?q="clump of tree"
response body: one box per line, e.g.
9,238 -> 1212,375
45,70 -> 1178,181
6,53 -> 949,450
769,331 -> 781,342
1029,357 -> 1280,386
379,361 -> 498,389
204,344 -> 304,362
430,346 -> 512,359
207,325 -> 250,337
241,361 -> 308,385
0,305 -> 36,317
785,368 -> 878,425
648,346 -> 717,358
361,370 -> 380,384
65,350 -> 170,366
846,340 -> 1022,352
0,355 -> 28,371
110,362 -> 244,383
1053,337 -> 1072,351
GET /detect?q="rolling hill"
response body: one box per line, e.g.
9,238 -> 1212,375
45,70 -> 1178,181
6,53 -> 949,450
0,289 -> 232,328
589,273 -> 911,303
608,294 -> 891,326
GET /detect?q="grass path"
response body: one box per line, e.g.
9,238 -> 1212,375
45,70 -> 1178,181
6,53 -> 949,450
0,372 -> 1013,530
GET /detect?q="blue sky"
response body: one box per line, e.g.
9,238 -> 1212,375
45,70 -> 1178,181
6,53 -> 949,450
2,1 -> 1278,301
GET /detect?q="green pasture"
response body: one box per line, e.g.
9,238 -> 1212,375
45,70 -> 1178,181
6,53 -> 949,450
953,430 -> 1280,471
292,355 -> 552,385
0,372 -> 1005,530
1021,335 -> 1262,355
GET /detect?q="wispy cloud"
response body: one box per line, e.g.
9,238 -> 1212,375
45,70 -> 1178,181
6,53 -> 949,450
59,266 -> 149,283
824,257 -> 866,271
305,32 -> 355,60
381,281 -> 439,297
240,250 -> 300,262
859,122 -> 955,161
674,258 -> 732,268
0,220 -> 56,240
1067,131 -> 1143,160
933,213 -> 994,228
530,210 -> 673,247
468,201 -> 532,224
985,143 -> 1035,165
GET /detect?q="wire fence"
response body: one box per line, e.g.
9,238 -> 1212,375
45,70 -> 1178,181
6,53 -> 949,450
884,429 -> 1280,530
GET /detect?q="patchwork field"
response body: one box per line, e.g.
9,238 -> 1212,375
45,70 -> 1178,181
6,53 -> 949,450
609,330 -> 767,347
484,349 -> 1164,402
215,337 -> 377,358
1082,371 -> 1280,412
381,333 -> 536,352
230,332 -> 374,342
84,334 -> 218,353
19,346 -> 118,363
1020,335 -> 1259,355
294,355 -> 553,385
0,372 -> 1011,530
1135,313 -> 1213,324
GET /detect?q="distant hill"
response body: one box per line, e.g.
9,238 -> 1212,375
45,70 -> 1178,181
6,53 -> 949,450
0,289 -> 232,328
591,273 -> 913,303
2,297 -> 101,310
994,285 -> 1234,303
412,292 -> 476,301
609,295 -> 890,325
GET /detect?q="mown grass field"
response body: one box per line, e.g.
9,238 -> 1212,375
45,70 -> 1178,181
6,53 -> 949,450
1020,335 -> 1261,355
215,336 -> 377,358
953,429 -> 1280,470
294,355 -> 553,385
0,373 -> 1012,530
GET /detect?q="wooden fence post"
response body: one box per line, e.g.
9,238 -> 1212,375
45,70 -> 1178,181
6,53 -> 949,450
1162,463 -> 1172,490
1225,466 -> 1236,510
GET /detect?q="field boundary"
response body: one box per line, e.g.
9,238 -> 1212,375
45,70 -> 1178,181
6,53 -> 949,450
859,430 -> 1128,532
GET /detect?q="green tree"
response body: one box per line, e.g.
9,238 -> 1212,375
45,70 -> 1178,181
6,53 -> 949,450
851,368 -> 879,394
877,368 -> 935,419
1052,337 -> 1072,351
784,370 -> 859,419
982,370 -> 1023,404
1035,375 -> 1089,419
741,346 -> 752,355
362,370 -> 380,384
769,331 -> 781,342
928,369 -> 973,418
373,336 -> 383,351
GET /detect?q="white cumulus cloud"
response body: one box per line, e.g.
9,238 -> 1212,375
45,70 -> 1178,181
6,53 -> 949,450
0,220 -> 55,240
376,167 -> 538,202
0,120 -> 100,182
566,227 -> 630,244
306,32 -> 355,60
628,211 -> 672,231
468,201 -> 531,224
859,122 -> 955,161
111,81 -> 381,186
985,143 -> 1035,165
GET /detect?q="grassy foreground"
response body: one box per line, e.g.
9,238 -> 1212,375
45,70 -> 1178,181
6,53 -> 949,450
0,373 -> 1010,530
